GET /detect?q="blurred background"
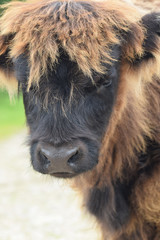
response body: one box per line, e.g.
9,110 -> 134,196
0,0 -> 25,139
0,1 -> 99,239
0,90 -> 25,140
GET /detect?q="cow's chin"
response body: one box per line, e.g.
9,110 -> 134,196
50,172 -> 78,178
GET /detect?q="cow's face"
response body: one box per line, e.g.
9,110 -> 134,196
13,47 -> 120,178
1,1 -> 159,179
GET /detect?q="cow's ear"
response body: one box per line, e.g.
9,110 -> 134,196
0,35 -> 17,95
121,12 -> 160,81
140,12 -> 160,63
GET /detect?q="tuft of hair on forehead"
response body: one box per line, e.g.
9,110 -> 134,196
0,0 -> 144,90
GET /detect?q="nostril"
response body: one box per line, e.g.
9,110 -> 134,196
38,150 -> 51,166
67,150 -> 79,167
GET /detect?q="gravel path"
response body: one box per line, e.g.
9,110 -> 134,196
0,131 -> 99,240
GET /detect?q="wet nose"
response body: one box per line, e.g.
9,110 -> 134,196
37,143 -> 79,175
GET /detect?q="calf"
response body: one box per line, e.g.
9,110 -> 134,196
0,0 -> 160,239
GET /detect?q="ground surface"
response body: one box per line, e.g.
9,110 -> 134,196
0,131 -> 99,240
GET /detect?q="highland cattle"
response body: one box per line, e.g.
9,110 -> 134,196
0,0 -> 160,239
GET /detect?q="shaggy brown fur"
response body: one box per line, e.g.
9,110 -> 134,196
0,0 -> 160,239
75,44 -> 160,239
0,0 -> 144,90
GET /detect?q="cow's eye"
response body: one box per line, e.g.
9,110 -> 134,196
96,78 -> 112,94
94,74 -> 112,89
102,79 -> 112,88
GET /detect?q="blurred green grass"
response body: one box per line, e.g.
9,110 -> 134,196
0,0 -> 26,140
0,90 -> 25,140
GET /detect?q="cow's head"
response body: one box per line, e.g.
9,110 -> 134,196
0,0 -> 160,179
